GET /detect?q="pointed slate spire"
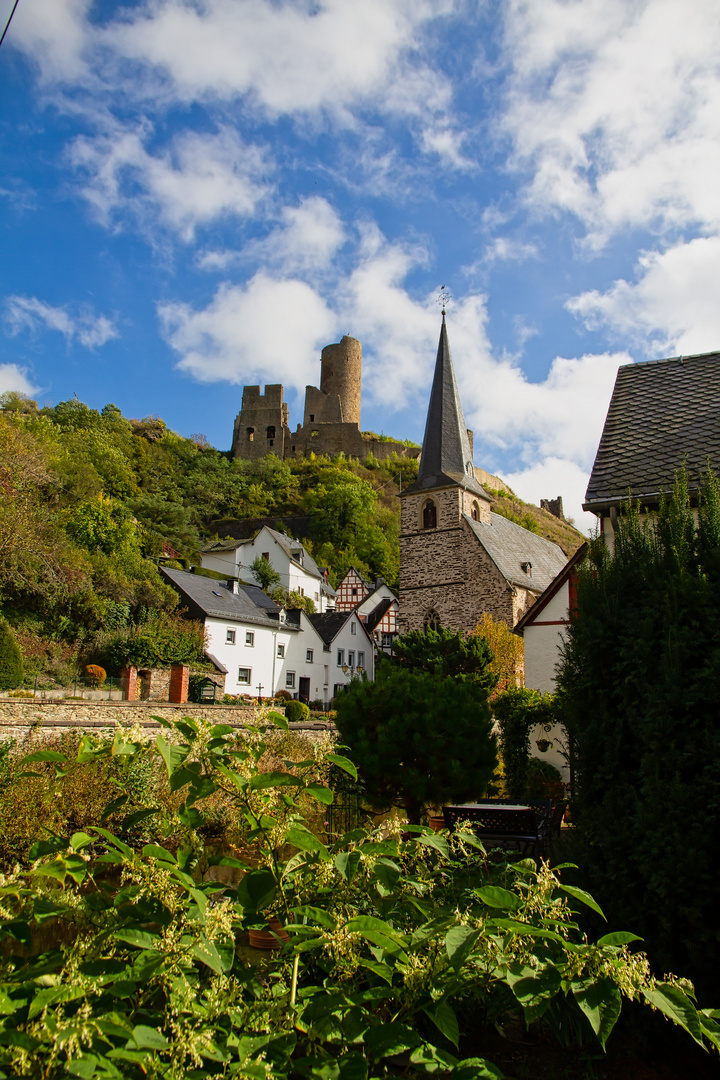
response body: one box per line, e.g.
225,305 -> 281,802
404,313 -> 489,498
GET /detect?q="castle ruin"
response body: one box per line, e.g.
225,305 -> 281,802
231,336 -> 420,463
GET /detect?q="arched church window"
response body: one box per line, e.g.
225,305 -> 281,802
422,498 -> 437,529
266,425 -> 276,440
471,500 -> 480,521
424,608 -> 440,632
247,427 -> 255,442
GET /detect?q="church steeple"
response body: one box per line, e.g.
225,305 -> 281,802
404,313 -> 489,499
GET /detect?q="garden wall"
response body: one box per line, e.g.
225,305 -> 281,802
0,699 -> 334,744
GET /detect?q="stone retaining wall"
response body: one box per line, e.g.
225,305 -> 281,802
0,698 -> 334,745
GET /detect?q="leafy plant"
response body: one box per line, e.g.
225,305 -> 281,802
85,663 -> 106,687
392,625 -> 499,698
0,712 -> 715,1079
284,699 -> 310,722
0,616 -> 23,689
492,687 -> 557,801
251,554 -> 282,592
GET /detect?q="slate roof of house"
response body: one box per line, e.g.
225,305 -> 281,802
465,512 -> 567,593
403,314 -> 491,500
160,566 -> 295,629
308,610 -> 353,645
364,596 -> 395,633
584,351 -> 720,511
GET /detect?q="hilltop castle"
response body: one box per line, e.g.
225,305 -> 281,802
231,335 -> 419,463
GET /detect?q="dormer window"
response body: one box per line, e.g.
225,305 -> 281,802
521,561 -> 532,577
422,499 -> 437,529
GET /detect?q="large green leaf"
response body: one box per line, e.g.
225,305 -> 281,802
155,734 -> 189,778
424,1000 -> 459,1049
326,754 -> 358,781
363,1022 -> 421,1058
451,1057 -> 504,1079
476,886 -> 521,911
571,977 -> 622,1048
249,770 -> 304,790
286,825 -> 330,858
334,850 -> 361,883
596,931 -> 643,947
305,783 -> 334,805
642,983 -> 704,1045
191,937 -> 225,974
558,884 -> 606,920
445,925 -> 480,971
129,1025 -> 169,1050
236,868 -> 277,913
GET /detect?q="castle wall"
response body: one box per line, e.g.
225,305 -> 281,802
288,423 -> 419,463
232,384 -> 290,460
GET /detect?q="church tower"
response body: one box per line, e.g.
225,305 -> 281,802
398,313 -> 493,634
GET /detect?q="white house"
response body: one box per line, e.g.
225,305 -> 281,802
200,527 -> 335,612
513,543 -> 587,782
160,566 -> 371,705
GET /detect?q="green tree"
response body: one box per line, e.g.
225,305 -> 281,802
392,625 -> 498,698
557,469 -> 720,995
251,555 -> 282,592
334,666 -> 497,823
492,687 -> 556,800
0,618 -> 23,689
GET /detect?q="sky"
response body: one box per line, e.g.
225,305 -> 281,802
2,0 -> 720,532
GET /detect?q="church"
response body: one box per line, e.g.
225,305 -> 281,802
398,313 -> 567,635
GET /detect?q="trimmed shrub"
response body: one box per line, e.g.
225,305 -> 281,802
0,618 -> 23,689
84,663 -> 106,687
285,700 -> 310,723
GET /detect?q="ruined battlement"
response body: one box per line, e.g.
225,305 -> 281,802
231,336 -> 418,464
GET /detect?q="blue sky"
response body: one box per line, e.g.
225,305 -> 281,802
2,0 -> 720,531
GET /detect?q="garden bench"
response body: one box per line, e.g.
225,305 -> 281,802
442,802 -> 546,861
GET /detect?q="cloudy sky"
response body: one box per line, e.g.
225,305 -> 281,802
2,0 -> 719,530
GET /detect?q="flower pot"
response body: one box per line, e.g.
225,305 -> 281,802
249,917 -> 289,950
427,814 -> 446,833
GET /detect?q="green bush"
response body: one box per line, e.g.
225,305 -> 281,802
284,699 -> 310,722
557,469 -> 720,995
335,665 -> 497,823
0,617 -> 23,689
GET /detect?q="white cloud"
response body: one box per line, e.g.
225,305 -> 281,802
0,363 -> 41,399
568,237 -> 720,358
504,457 -> 598,536
104,0 -> 451,120
69,125 -> 270,241
501,0 -> 720,245
242,197 -> 345,277
9,0 -> 93,84
158,273 -> 336,388
3,296 -> 118,348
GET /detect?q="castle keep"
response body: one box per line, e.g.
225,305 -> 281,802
231,335 -> 419,463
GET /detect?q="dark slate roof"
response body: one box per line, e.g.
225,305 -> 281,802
584,352 -> 720,511
465,512 -> 567,593
365,596 -> 395,633
308,610 -> 354,645
160,566 -> 294,629
403,315 -> 491,500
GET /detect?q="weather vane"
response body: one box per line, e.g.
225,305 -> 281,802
437,285 -> 452,314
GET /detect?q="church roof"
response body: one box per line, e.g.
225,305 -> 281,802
584,351 -> 720,512
403,314 -> 490,499
464,512 -> 567,593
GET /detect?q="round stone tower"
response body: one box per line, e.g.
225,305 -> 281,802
319,335 -> 362,426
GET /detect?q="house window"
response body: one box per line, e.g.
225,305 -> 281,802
423,499 -> 437,529
226,629 -> 236,644
350,622 -> 356,635
471,500 -> 480,521
266,425 -> 276,440
324,665 -> 329,685
351,587 -> 357,596
277,642 -> 285,658
309,414 -> 315,421
348,651 -> 355,667
357,651 -> 365,668
262,552 -> 270,561
337,649 -> 345,666
238,667 -> 251,685
424,609 -> 440,632
286,671 -> 296,689
245,631 -> 255,646
382,633 -> 393,648
306,648 -> 314,663
314,592 -> 319,601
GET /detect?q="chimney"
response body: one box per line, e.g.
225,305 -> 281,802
227,577 -> 239,594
